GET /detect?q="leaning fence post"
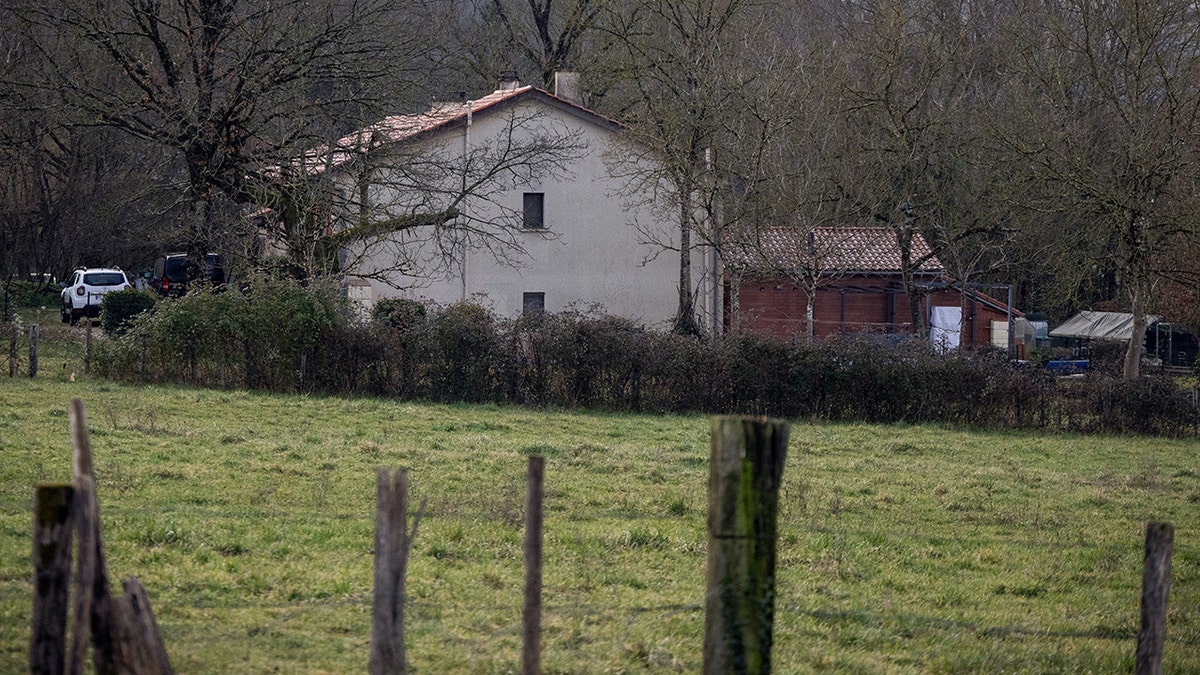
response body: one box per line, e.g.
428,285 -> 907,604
69,399 -> 117,675
29,323 -> 39,378
704,416 -> 789,675
523,455 -> 545,675
31,484 -> 75,675
1136,522 -> 1174,675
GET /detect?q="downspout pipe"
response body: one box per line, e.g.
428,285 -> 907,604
1007,285 -> 1014,359
461,101 -> 472,302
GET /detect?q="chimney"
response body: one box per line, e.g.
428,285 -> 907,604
554,70 -> 583,105
498,70 -> 520,91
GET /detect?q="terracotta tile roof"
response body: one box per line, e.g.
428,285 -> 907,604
731,225 -> 944,275
288,85 -> 620,176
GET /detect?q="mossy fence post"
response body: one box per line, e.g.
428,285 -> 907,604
370,467 -> 426,675
703,416 -> 789,675
524,455 -> 545,675
30,484 -> 74,675
1135,522 -> 1174,675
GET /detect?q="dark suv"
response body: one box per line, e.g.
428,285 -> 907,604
151,253 -> 226,296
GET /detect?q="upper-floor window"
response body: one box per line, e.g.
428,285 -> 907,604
523,192 -> 545,230
523,292 -> 545,316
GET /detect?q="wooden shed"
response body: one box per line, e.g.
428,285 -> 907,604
726,226 -> 1022,351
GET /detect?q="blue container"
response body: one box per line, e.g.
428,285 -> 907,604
1046,359 -> 1089,373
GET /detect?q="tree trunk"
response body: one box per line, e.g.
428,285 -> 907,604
903,269 -> 927,337
1123,284 -> 1149,380
894,224 -> 928,338
186,194 -> 210,289
805,291 -> 815,342
675,190 -> 699,335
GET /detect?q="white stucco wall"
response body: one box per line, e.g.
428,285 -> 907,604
338,97 -> 715,330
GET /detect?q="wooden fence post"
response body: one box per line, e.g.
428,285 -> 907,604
8,326 -> 16,377
69,399 -> 117,675
85,321 -> 93,373
370,468 -> 425,675
523,455 -> 545,675
703,416 -> 789,675
109,576 -> 174,674
31,484 -> 75,675
29,399 -> 172,675
29,323 -> 39,378
1136,522 -> 1174,675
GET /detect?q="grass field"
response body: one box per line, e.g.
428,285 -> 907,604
1,321 -> 1199,672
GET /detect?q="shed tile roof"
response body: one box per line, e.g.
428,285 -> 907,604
732,226 -> 944,275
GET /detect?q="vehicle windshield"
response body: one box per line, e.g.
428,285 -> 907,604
163,257 -> 187,277
82,272 -> 126,286
163,255 -> 223,281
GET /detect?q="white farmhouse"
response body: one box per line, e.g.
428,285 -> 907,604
310,75 -> 715,329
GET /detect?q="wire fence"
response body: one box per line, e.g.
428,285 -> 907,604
5,385 -> 1197,670
4,497 -> 1195,662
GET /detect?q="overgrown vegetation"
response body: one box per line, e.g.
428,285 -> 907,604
1,279 -> 59,321
0,379 -> 1197,672
99,288 -> 156,335
93,276 -> 345,389
89,286 -> 1199,437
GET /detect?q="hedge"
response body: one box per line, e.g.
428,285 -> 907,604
91,285 -> 1199,437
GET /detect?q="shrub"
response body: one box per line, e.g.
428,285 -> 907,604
1088,340 -> 1127,376
100,289 -> 157,335
372,298 -> 427,329
93,275 -> 349,391
424,302 -> 501,402
527,310 -> 644,408
1082,374 -> 1193,436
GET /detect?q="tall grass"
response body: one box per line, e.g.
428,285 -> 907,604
1,375 -> 1198,672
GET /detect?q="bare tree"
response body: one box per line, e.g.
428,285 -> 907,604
729,225 -> 852,341
454,0 -> 610,92
275,103 -> 587,283
816,0 -> 1016,337
714,5 -> 861,337
8,0 -> 448,281
603,0 -> 778,335
0,17 -> 182,288
1000,0 -> 1200,378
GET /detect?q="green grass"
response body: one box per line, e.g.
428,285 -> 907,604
1,321 -> 1199,672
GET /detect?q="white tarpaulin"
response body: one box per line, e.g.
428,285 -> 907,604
930,306 -> 962,353
1049,311 -> 1162,341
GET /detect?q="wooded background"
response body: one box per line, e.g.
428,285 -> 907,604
4,0 -> 1200,337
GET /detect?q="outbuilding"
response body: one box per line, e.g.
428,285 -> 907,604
727,226 -> 1023,353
